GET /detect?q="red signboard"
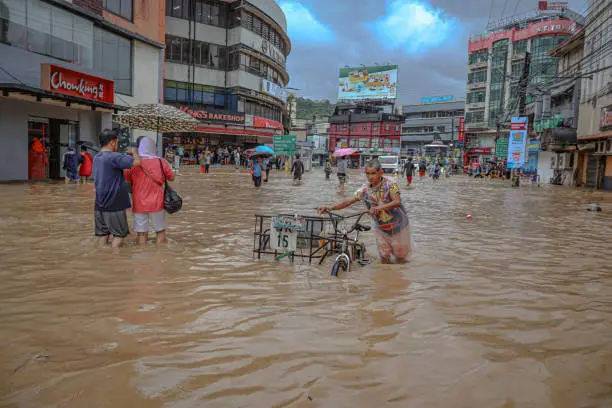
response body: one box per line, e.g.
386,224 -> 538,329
469,148 -> 492,154
40,63 -> 114,104
253,116 -> 283,130
510,122 -> 527,130
468,19 -> 577,53
458,117 -> 465,143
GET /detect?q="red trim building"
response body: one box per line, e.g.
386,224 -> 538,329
329,104 -> 403,155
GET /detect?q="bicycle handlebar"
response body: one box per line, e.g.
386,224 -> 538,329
327,211 -> 369,235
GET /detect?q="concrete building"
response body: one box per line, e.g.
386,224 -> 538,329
162,0 -> 290,152
0,0 -> 165,181
529,28 -> 584,186
576,0 -> 612,190
329,103 -> 403,159
400,100 -> 464,156
464,0 -> 584,165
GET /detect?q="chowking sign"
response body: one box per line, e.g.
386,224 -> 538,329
178,107 -> 245,125
40,63 -> 115,104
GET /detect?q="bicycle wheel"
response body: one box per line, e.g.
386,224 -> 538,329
331,258 -> 348,277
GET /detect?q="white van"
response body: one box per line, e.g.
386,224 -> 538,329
378,156 -> 400,174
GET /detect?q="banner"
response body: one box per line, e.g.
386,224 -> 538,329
253,116 -> 283,130
524,140 -> 540,175
338,65 -> 398,101
507,117 -> 528,169
261,79 -> 287,103
458,117 -> 465,146
421,95 -> 453,104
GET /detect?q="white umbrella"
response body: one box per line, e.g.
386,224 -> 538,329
113,104 -> 200,133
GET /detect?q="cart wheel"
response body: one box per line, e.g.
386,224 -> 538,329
331,259 -> 348,277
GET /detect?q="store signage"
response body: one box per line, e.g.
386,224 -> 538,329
178,107 -> 245,124
458,117 -> 465,145
421,95 -> 453,104
261,79 -> 287,103
600,105 -> 612,130
40,63 -> 114,104
249,37 -> 286,66
469,148 -> 492,153
253,116 -> 283,130
507,117 -> 528,169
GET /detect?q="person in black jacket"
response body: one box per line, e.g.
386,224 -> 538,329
404,160 -> 414,185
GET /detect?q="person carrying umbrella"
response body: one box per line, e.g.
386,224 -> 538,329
333,148 -> 354,194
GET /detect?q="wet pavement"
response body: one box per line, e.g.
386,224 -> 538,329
1,168 -> 611,408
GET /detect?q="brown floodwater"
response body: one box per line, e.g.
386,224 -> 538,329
1,168 -> 611,408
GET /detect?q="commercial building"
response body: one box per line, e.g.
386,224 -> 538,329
400,100 -> 464,156
329,103 -> 403,160
0,0 -> 165,181
529,27 -> 584,186
464,0 -> 584,165
162,0 -> 290,154
576,0 -> 611,190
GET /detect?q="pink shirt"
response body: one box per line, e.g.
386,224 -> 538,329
125,158 -> 175,213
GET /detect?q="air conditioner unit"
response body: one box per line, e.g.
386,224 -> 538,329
550,154 -> 557,169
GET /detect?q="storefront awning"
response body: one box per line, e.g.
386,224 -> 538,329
0,83 -> 127,113
194,126 -> 278,137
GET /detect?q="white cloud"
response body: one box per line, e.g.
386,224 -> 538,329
279,1 -> 335,42
370,0 -> 458,53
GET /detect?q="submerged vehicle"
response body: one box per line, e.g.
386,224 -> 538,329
378,156 -> 400,174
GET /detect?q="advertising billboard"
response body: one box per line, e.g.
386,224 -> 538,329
261,79 -> 287,103
507,117 -> 528,169
421,95 -> 453,104
338,64 -> 398,101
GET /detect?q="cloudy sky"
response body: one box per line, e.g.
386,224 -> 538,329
278,0 -> 587,104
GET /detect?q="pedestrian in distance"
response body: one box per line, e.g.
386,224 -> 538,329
124,136 -> 175,248
250,156 -> 264,188
404,159 -> 414,185
291,153 -> 305,185
317,159 -> 412,264
92,129 -> 141,248
336,155 -> 348,194
79,146 -> 93,183
62,146 -> 80,184
264,156 -> 273,182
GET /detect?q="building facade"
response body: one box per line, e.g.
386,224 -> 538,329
464,0 -> 584,165
576,0 -> 612,190
0,0 -> 165,181
329,104 -> 403,157
163,0 -> 290,153
401,100 -> 464,156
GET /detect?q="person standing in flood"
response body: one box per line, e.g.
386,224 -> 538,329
62,146 -> 80,184
93,129 -> 140,248
336,155 -> 348,194
125,136 -> 175,247
79,146 -> 93,183
291,154 -> 305,185
251,156 -> 264,188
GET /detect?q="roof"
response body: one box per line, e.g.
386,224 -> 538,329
402,100 -> 465,113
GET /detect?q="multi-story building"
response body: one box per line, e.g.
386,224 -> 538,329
464,0 -> 584,165
401,100 -> 464,156
162,0 -> 290,153
0,0 -> 165,181
329,103 -> 403,160
576,0 -> 611,190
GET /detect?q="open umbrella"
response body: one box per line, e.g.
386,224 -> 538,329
333,147 -> 355,158
255,145 -> 275,155
113,104 -> 200,133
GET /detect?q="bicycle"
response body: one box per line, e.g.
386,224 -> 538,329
324,211 -> 372,277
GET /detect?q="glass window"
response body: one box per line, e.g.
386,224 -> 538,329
215,93 -> 225,107
180,38 -> 190,64
165,86 -> 177,100
176,87 -> 186,101
27,0 -> 51,55
202,91 -> 214,104
94,27 -> 132,95
103,0 -> 133,20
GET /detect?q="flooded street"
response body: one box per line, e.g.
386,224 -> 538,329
1,169 -> 612,408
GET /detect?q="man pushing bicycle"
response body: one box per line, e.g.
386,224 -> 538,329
317,159 -> 412,264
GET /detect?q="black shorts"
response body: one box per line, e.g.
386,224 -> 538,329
253,176 -> 262,187
95,210 -> 130,238
338,173 -> 346,184
293,173 -> 302,181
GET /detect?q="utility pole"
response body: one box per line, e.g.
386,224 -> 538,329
518,52 -> 531,117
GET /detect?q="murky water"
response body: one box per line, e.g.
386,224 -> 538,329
1,168 -> 611,408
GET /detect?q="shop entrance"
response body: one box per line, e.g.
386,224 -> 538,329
28,117 -> 79,180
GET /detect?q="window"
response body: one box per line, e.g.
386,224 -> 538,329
437,126 -> 445,132
467,90 -> 486,103
362,125 -> 367,131
373,123 -> 378,131
103,0 -> 132,20
468,69 -> 487,84
465,110 -> 484,124
469,50 -> 488,65
94,27 -> 132,95
165,35 -> 226,70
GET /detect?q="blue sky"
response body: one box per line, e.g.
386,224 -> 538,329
277,0 -> 586,104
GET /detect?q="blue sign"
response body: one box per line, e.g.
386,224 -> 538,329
507,117 -> 528,169
421,95 -> 453,104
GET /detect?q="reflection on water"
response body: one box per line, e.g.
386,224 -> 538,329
1,169 -> 611,407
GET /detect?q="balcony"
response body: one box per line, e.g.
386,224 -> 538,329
467,81 -> 487,90
466,101 -> 486,110
469,60 -> 488,70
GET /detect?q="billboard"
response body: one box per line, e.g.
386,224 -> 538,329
338,64 -> 398,101
421,95 -> 453,104
261,79 -> 287,103
507,117 -> 528,169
